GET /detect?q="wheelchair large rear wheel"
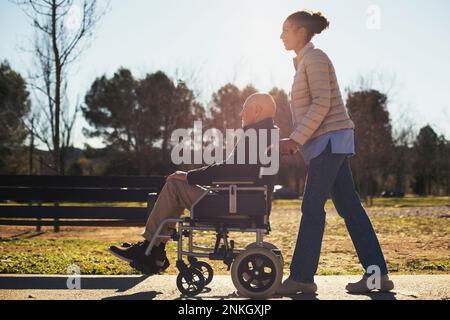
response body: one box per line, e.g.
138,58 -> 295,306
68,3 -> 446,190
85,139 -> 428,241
245,242 -> 284,267
231,247 -> 283,299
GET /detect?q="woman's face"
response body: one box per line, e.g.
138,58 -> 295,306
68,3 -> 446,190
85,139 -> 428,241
280,19 -> 307,52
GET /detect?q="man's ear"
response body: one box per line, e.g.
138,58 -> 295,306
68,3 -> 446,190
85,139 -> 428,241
254,104 -> 263,118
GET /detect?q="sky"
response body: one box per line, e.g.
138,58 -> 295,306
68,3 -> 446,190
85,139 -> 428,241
1,0 -> 449,149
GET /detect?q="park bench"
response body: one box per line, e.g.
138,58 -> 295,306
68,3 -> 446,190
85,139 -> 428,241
0,175 -> 166,232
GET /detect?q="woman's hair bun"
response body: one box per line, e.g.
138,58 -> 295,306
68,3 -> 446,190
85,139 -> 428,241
287,10 -> 330,38
310,11 -> 330,35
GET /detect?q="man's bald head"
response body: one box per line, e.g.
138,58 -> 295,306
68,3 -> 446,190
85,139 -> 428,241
241,92 -> 277,127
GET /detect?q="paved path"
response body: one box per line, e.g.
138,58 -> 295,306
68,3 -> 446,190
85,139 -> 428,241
0,275 -> 448,300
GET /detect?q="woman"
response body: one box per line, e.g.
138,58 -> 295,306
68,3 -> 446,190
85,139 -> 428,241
277,10 -> 394,294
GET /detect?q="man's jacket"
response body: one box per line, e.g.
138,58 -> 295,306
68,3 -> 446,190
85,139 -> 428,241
186,118 -> 278,213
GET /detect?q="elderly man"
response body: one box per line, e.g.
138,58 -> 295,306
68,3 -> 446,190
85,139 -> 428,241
109,92 -> 278,275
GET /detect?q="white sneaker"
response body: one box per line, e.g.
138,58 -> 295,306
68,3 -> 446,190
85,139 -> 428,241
276,277 -> 317,295
346,274 -> 394,293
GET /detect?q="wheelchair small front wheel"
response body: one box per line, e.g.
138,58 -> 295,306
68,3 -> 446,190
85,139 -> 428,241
231,247 -> 283,299
176,268 -> 205,297
192,261 -> 214,286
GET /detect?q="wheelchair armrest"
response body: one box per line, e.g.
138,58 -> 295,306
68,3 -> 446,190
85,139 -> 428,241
212,177 -> 256,185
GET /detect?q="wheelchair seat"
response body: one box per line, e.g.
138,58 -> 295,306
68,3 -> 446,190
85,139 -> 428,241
191,176 -> 273,230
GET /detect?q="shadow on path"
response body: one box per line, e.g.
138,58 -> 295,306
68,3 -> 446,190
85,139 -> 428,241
0,231 -> 45,240
102,291 -> 162,300
174,288 -> 321,301
347,291 -> 398,300
0,275 -> 149,292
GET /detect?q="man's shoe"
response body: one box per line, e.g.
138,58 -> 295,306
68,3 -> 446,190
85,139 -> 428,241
131,256 -> 170,275
276,277 -> 317,295
109,241 -> 170,275
108,241 -> 148,263
140,242 -> 170,272
346,274 -> 394,293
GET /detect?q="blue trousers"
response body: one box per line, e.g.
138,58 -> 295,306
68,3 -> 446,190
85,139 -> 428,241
290,142 -> 388,283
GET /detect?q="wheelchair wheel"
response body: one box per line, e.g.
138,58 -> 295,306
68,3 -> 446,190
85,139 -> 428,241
231,247 -> 283,299
176,268 -> 205,297
192,261 -> 214,286
245,242 -> 284,266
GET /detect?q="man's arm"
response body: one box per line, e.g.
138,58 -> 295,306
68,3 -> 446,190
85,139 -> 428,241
186,164 -> 219,185
166,171 -> 188,182
186,163 -> 260,185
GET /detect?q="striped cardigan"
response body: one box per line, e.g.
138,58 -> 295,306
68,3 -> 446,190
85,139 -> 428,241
289,42 -> 355,146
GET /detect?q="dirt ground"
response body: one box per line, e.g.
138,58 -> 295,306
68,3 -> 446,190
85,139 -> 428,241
1,205 -> 448,240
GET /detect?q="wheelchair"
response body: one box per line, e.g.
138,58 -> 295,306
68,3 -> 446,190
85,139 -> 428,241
144,176 -> 284,299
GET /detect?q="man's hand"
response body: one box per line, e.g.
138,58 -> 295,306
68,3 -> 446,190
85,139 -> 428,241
166,171 -> 188,182
279,138 -> 300,156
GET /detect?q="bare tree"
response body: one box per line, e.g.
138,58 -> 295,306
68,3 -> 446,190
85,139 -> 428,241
13,0 -> 108,174
349,69 -> 399,101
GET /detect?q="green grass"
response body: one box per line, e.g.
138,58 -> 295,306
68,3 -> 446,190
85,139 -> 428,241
403,258 -> 450,272
0,238 -> 140,275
